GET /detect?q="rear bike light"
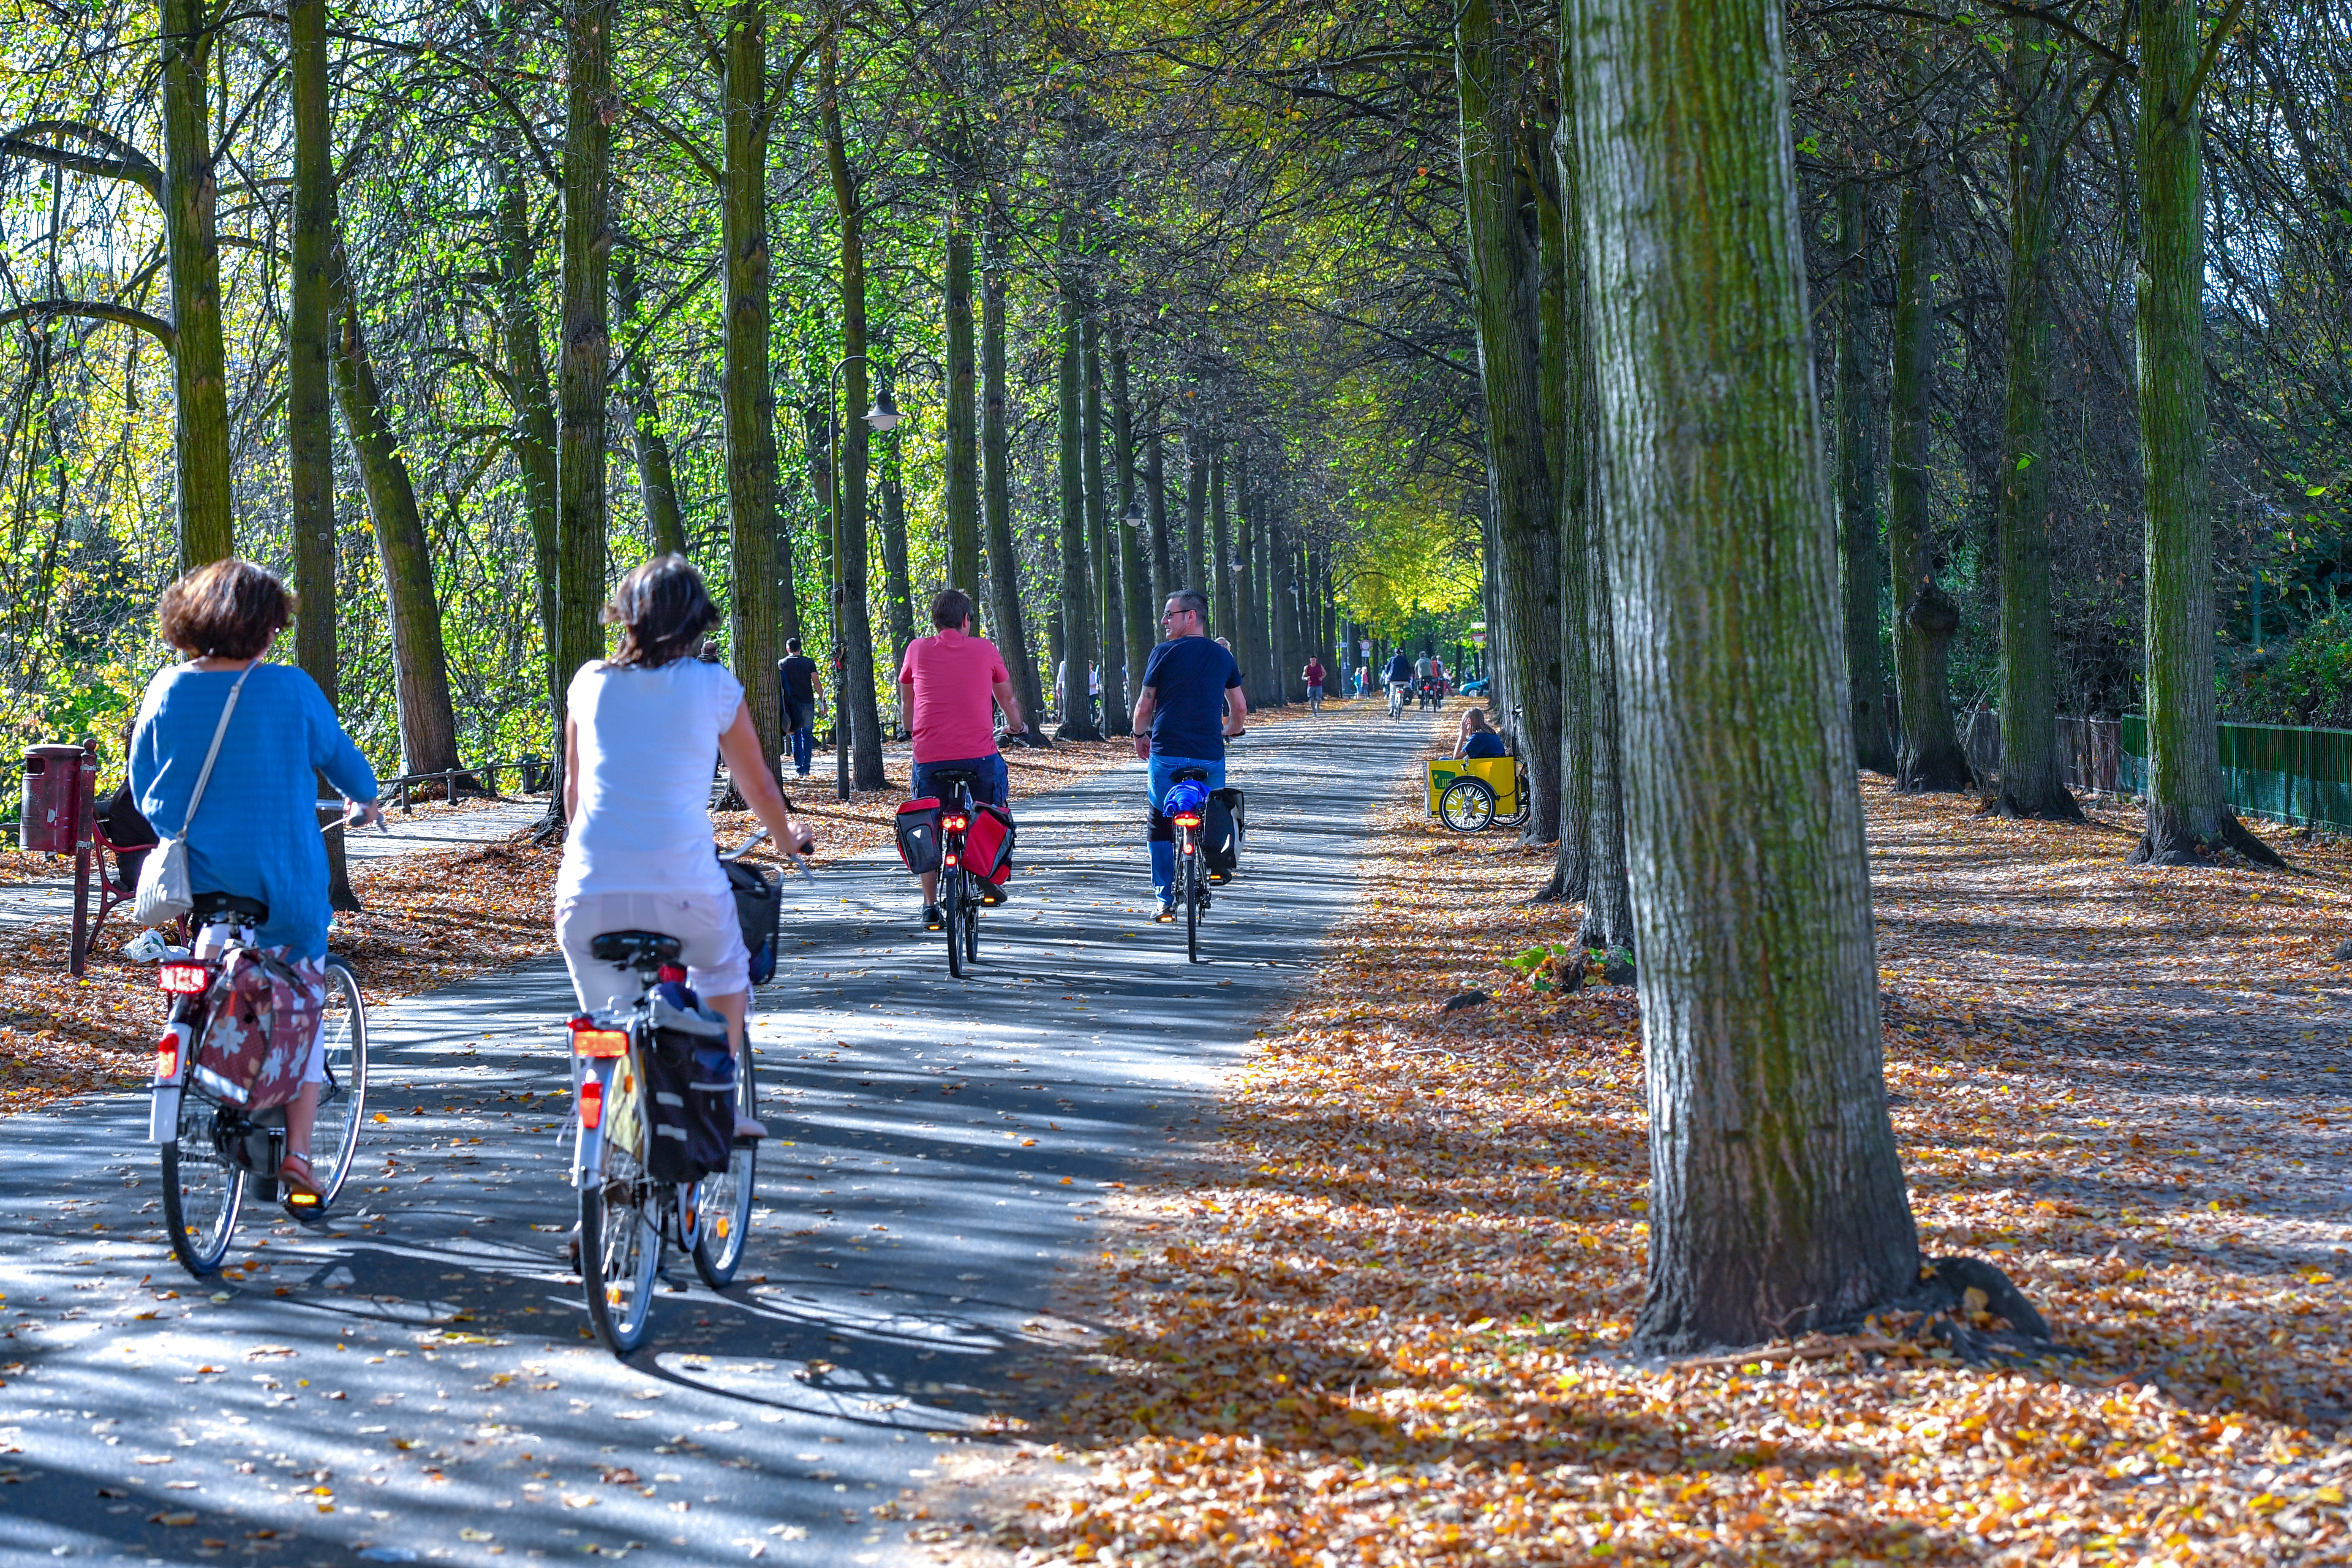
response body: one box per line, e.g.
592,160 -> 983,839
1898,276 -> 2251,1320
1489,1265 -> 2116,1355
943,854 -> 959,869
943,814 -> 968,831
157,962 -> 208,995
1172,813 -> 1202,828
577,1078 -> 604,1130
570,1028 -> 629,1058
657,964 -> 687,983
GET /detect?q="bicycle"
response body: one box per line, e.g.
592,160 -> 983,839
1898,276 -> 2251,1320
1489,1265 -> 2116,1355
150,892 -> 369,1277
926,769 -> 986,979
567,930 -> 758,1356
1163,770 -> 1215,963
1387,681 -> 1410,719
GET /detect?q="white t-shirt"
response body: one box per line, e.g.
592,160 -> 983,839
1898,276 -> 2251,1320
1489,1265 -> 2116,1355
555,658 -> 742,902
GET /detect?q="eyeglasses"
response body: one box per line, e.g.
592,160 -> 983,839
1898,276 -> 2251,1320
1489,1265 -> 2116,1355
1161,609 -> 1198,622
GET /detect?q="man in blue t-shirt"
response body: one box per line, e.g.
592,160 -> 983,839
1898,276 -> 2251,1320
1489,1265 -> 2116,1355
1132,588 -> 1246,919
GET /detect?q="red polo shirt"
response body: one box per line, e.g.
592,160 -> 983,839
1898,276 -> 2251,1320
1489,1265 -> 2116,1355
897,628 -> 1009,763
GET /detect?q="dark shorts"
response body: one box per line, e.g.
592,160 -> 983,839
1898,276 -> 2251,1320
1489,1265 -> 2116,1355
912,754 -> 1007,808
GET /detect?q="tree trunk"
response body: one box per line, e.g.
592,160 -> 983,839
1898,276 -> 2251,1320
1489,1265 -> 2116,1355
1145,427 -> 1173,613
879,441 -> 915,686
943,177 -> 981,596
1568,0 -> 1922,1353
1544,94 -> 1593,904
822,38 -> 886,788
497,143 -> 566,800
720,3 -> 783,766
1111,322 -> 1155,710
557,0 -> 615,762
1183,432 -> 1209,600
1993,19 -> 2083,822
1838,181 -> 1896,777
289,0 -> 355,910
2134,0 -> 2280,867
1580,508 -> 1635,953
613,251 -> 687,558
161,0 -> 232,569
1886,166 -> 1972,792
1458,0 -> 1562,846
1232,452 -> 1261,703
327,224 -> 461,778
1210,438 -> 1237,653
980,195 -> 1042,729
1085,305 -> 1127,734
1053,234 -> 1100,740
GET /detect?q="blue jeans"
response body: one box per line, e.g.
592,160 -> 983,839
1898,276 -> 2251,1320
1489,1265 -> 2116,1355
1147,753 -> 1225,903
785,700 -> 815,775
912,753 -> 1007,807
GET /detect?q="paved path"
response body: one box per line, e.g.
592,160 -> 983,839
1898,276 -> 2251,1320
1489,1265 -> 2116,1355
0,710 -> 1435,1566
0,800 -> 550,935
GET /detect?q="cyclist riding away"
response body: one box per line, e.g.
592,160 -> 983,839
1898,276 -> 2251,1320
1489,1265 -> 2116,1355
1133,589 -> 1244,922
777,637 -> 821,778
557,555 -> 813,1143
1302,656 -> 1326,714
1383,648 -> 1415,716
130,559 -> 383,1201
899,588 -> 1027,931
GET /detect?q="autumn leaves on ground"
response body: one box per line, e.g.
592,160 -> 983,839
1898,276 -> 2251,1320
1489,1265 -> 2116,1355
967,710 -> 2352,1567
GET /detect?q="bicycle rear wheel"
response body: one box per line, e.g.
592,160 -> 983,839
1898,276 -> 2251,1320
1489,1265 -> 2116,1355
302,959 -> 368,1212
963,876 -> 980,965
691,1044 -> 757,1288
1184,838 -> 1201,964
162,1098 -> 244,1277
943,864 -> 965,978
581,1144 -> 661,1355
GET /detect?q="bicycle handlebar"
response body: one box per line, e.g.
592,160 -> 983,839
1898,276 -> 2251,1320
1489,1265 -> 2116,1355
723,826 -> 815,883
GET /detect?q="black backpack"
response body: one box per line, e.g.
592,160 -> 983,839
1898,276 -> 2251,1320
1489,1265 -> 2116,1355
724,857 -> 781,984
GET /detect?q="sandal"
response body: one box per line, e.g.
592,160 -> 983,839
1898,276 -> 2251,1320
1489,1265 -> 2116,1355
277,1152 -> 324,1201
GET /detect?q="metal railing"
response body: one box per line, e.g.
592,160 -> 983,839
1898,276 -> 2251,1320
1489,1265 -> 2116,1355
378,757 -> 550,812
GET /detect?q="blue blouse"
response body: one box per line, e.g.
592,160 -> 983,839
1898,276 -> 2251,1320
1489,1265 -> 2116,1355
130,663 -> 378,960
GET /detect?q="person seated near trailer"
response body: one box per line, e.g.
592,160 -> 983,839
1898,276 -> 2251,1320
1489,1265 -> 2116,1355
899,587 -> 1027,930
555,554 -> 814,1142
1456,707 -> 1507,760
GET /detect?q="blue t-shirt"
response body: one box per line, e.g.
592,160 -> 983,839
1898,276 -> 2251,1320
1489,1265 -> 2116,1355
1140,636 -> 1241,761
131,663 -> 378,959
1460,731 -> 1507,759
1383,655 -> 1415,684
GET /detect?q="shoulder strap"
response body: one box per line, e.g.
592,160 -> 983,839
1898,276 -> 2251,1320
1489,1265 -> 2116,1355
178,663 -> 254,836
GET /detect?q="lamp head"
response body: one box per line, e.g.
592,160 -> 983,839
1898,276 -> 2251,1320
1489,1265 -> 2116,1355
1122,499 -> 1145,528
865,387 -> 903,432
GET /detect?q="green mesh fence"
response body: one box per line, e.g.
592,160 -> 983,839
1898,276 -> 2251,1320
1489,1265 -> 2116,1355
2118,715 -> 2352,829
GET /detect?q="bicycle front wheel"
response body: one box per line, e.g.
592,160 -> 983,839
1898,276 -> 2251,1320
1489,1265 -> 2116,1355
304,959 -> 368,1211
1437,776 -> 1498,834
943,864 -> 966,979
581,1147 -> 661,1355
162,1098 -> 244,1277
691,1045 -> 757,1288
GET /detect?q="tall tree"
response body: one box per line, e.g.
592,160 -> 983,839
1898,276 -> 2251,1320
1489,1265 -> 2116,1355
613,249 -> 688,557
1457,0 -> 1562,845
1144,426 -> 1174,613
1085,302 -> 1127,733
557,0 -> 615,780
161,0 -> 231,567
1993,17 -> 2082,821
1111,320 -> 1155,708
1838,180 -> 1895,776
2133,0 -> 2280,866
1182,430 -> 1210,598
942,162 -> 982,595
1210,436 -> 1236,640
822,34 -> 886,787
494,137 -> 568,804
1054,226 -> 1100,739
288,0 -> 355,911
980,193 -> 1042,728
1569,0 -> 1922,1351
1886,150 -> 1972,792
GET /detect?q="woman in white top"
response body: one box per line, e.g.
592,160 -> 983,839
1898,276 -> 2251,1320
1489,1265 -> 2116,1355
554,555 -> 812,1138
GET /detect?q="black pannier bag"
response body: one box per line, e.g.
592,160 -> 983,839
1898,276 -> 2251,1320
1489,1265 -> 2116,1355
894,798 -> 944,875
1205,787 -> 1245,874
639,995 -> 732,1183
724,857 -> 782,983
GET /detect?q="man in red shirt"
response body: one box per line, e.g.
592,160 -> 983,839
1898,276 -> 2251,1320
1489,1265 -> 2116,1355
1302,655 -> 1327,713
898,588 -> 1027,928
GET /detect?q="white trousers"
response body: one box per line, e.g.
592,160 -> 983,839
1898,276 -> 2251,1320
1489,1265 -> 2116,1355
554,890 -> 749,1015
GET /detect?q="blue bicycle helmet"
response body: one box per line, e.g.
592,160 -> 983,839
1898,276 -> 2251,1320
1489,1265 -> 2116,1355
1164,779 -> 1210,817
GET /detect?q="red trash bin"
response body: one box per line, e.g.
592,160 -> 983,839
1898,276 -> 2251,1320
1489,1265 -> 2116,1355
22,744 -> 95,853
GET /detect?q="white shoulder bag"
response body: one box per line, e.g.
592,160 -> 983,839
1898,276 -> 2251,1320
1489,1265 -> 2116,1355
133,664 -> 254,927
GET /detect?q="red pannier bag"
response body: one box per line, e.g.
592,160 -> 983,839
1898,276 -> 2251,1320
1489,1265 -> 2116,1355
962,802 -> 1017,886
190,949 -> 321,1111
895,798 -> 944,875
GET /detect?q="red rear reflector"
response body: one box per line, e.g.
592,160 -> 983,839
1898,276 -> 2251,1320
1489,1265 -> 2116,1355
158,963 -> 207,994
571,1029 -> 628,1058
153,1034 -> 180,1081
944,815 -> 967,831
657,964 -> 686,983
578,1078 -> 604,1129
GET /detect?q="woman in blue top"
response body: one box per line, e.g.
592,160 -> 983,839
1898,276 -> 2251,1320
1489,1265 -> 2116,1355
130,559 -> 382,1199
1456,706 -> 1508,759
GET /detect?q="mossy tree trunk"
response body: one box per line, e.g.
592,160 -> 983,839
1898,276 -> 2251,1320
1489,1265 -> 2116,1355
1887,159 -> 1973,792
878,444 -> 914,694
1209,436 -> 1236,644
1457,0 -> 1562,847
496,141 -> 566,799
1084,304 -> 1127,734
1053,234 -> 1100,740
1233,452 -> 1262,703
1111,319 -> 1156,712
1182,430 -> 1210,600
1838,181 -> 1896,777
289,0 -> 355,909
161,0 -> 232,569
719,3 -> 783,762
1145,428 -> 1173,614
2134,0 -> 2281,867
557,0 -> 614,768
943,172 -> 981,597
1994,17 -> 2083,822
1568,0 -> 1922,1352
980,193 -> 1041,726
613,250 -> 687,558
1545,82 -> 1593,904
822,36 -> 885,787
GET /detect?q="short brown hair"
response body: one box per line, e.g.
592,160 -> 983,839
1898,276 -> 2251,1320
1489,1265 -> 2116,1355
157,559 -> 294,660
604,554 -> 718,669
931,588 -> 973,629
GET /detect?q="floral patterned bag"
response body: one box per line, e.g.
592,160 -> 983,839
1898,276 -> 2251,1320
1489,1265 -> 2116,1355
189,949 -> 323,1111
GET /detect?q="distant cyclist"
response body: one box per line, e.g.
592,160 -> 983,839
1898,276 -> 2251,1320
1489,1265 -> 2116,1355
1382,648 -> 1414,716
899,588 -> 1027,930
1132,589 -> 1244,921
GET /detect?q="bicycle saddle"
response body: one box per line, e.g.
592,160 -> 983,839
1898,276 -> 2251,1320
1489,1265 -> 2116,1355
926,769 -> 981,798
589,930 -> 683,969
191,891 -> 269,925
1170,766 -> 1210,784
